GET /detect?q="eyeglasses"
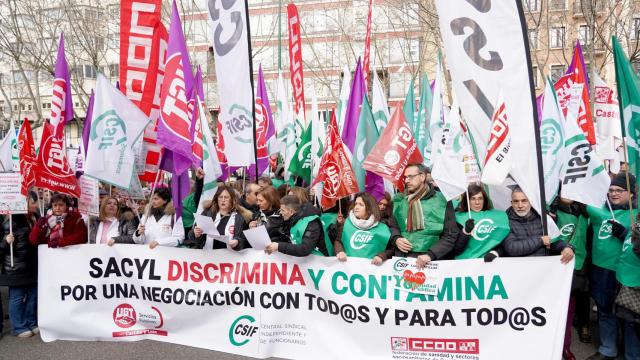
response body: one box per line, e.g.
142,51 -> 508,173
403,173 -> 422,181
608,189 -> 627,194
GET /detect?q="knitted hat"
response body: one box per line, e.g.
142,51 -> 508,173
611,172 -> 637,194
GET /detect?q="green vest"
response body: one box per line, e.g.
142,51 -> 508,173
341,217 -> 391,259
587,206 -> 636,271
454,210 -> 510,259
553,210 -> 588,270
181,194 -> 196,228
617,235 -> 640,287
393,191 -> 447,253
272,178 -> 285,190
290,215 -> 333,256
553,211 -> 578,244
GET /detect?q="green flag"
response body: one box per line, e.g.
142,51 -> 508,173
416,74 -> 433,165
353,94 -> 379,190
403,78 -> 416,133
613,36 -> 640,180
288,122 -> 313,183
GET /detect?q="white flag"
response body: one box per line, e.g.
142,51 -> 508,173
593,72 -> 622,166
84,74 -> 150,189
337,64 -> 352,134
540,79 -> 565,205
427,55 -> 446,168
275,71 -> 296,181
0,119 -> 18,172
481,93 -> 513,186
372,65 -> 390,133
560,84 -> 611,207
431,102 -> 468,200
310,83 -> 325,178
198,95 -> 222,213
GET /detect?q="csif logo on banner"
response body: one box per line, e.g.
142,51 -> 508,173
560,223 -> 576,237
229,314 -> 259,346
598,219 -> 613,239
472,218 -> 496,241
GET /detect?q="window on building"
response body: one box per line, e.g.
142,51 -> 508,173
28,104 -> 32,111
531,66 -> 539,88
42,102 -> 51,109
409,39 -> 420,63
524,0 -> 539,11
109,64 -> 119,79
549,0 -> 566,11
632,18 -> 640,39
578,25 -> 591,45
13,104 -> 17,111
550,26 -> 566,48
83,65 -> 97,79
529,29 -> 538,50
75,102 -> 80,108
550,65 -> 566,84
20,104 -> 25,111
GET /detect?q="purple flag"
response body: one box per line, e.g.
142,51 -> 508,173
248,65 -> 275,179
52,33 -> 74,137
341,58 -> 365,153
172,171 -> 191,219
567,41 -> 590,94
157,0 -> 195,176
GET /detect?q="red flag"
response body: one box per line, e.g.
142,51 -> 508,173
363,106 -> 423,191
35,122 -> 80,197
363,0 -> 373,92
554,43 -> 595,144
120,0 -> 168,182
313,111 -> 359,210
287,4 -> 306,119
17,118 -> 36,196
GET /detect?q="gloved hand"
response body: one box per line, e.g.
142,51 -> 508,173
484,250 -> 499,263
608,219 -> 628,240
464,219 -> 475,234
632,224 -> 640,253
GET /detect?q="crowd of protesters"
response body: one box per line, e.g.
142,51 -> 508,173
0,163 -> 639,360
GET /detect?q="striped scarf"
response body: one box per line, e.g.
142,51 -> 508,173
406,185 -> 428,232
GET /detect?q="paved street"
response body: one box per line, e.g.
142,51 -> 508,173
0,287 -> 618,360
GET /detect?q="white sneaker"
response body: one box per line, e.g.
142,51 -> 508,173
17,330 -> 33,338
31,327 -> 39,335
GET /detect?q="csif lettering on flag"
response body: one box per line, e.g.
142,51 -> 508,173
435,0 -> 544,215
560,82 -> 610,207
313,111 -> 359,210
363,106 -> 423,192
287,3 -> 306,121
481,95 -> 513,186
288,122 -> 313,184
35,123 -> 79,197
84,74 -> 150,189
18,118 -> 36,196
553,42 -> 596,145
540,78 -> 565,205
209,0 -> 255,166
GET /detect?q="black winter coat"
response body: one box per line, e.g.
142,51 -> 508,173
279,202 -> 327,257
503,207 -> 566,257
256,209 -> 289,244
0,214 -> 38,286
184,207 -> 250,250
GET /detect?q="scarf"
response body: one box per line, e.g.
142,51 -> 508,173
47,213 -> 66,242
406,185 -> 428,232
151,205 -> 165,221
348,211 -> 378,230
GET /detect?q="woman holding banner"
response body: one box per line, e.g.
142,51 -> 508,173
452,184 -> 510,260
0,191 -> 39,338
29,193 -> 87,248
133,187 -> 184,249
185,185 -> 251,250
88,196 -> 139,245
248,186 -> 288,244
330,192 -> 398,265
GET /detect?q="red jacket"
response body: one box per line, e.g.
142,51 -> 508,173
29,211 -> 88,247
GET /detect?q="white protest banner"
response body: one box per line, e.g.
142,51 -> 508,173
435,1 -> 544,214
0,172 -> 26,214
39,245 -> 572,360
208,0 -> 254,166
78,176 -> 99,216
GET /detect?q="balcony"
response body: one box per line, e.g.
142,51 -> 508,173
573,1 -> 605,16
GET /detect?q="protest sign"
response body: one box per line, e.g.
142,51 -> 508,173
0,172 -> 27,214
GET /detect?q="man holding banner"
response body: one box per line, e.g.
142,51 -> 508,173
392,163 -> 459,268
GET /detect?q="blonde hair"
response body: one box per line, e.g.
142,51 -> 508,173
98,197 -> 120,221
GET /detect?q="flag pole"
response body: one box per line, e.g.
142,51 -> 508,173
612,35 -> 636,227
243,0 -> 259,181
517,0 -> 548,236
9,213 -> 13,268
278,0 -> 282,71
466,190 -> 471,219
606,198 -> 617,221
145,166 -> 163,226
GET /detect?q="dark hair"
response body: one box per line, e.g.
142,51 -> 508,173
457,184 -> 492,212
288,186 -> 309,203
258,186 -> 280,210
258,177 -> 273,186
277,184 -> 290,199
153,187 -> 171,203
50,193 -> 71,208
28,190 -> 38,203
350,192 -> 381,221
406,163 -> 427,174
211,185 -> 240,213
281,195 -> 302,212
379,192 -> 393,218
